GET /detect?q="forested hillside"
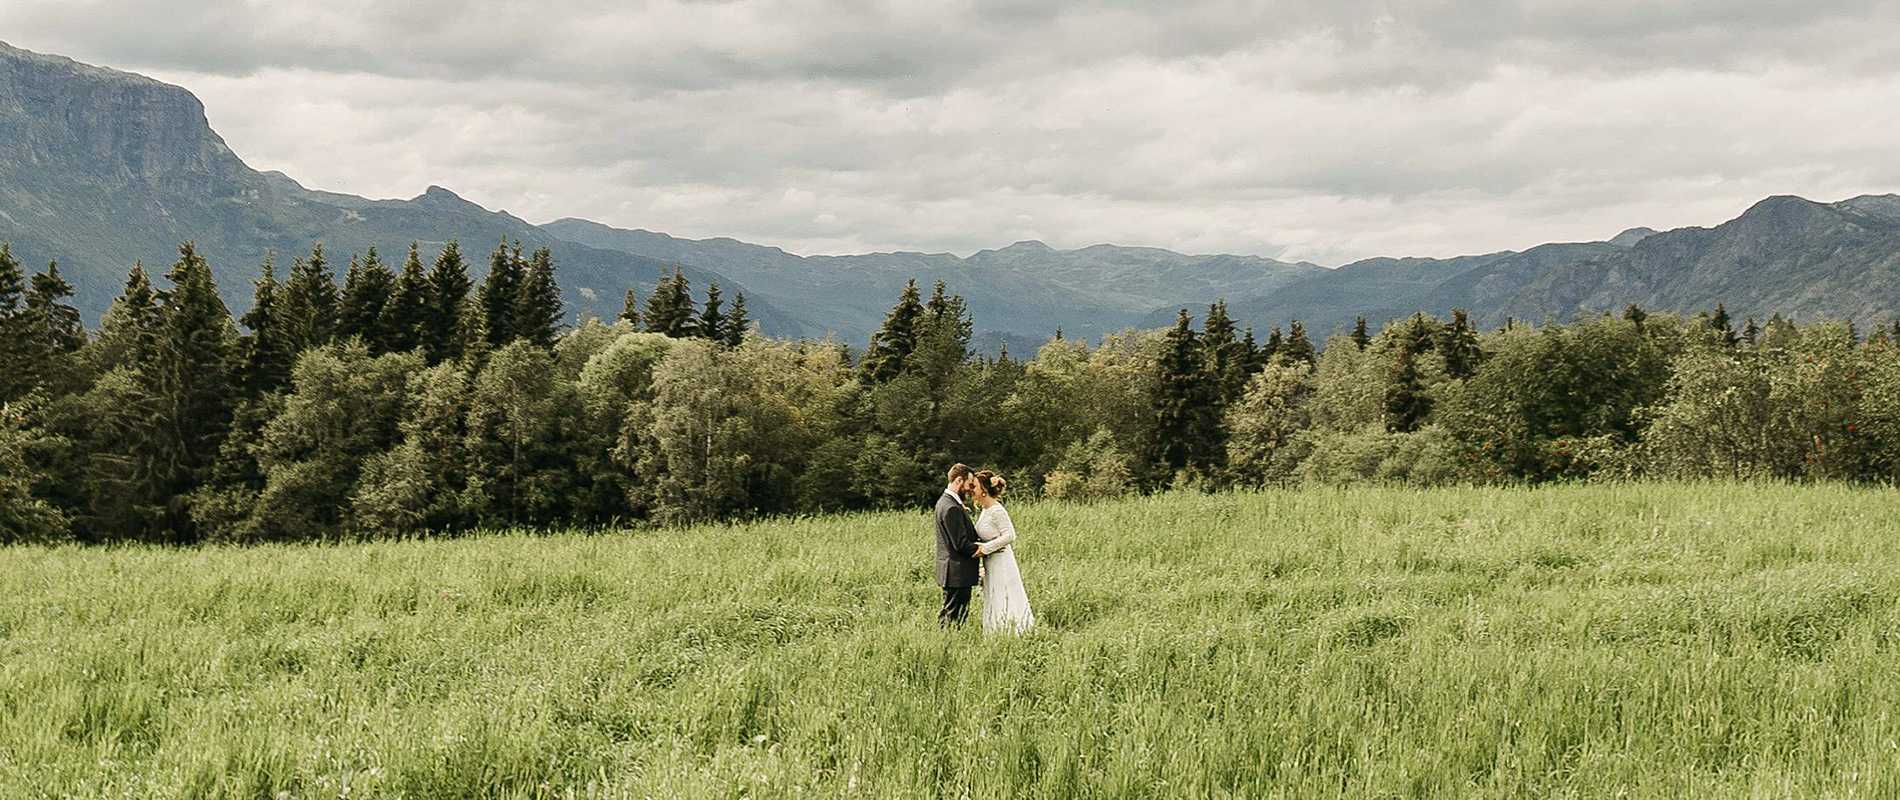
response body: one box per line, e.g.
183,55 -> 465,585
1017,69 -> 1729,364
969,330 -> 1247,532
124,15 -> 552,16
5,233 -> 1900,544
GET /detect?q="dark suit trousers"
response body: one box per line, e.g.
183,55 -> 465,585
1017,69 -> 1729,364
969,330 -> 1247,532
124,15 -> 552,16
939,586 -> 973,627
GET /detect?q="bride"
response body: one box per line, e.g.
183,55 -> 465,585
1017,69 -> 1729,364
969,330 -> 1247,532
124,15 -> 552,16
972,470 -> 1035,634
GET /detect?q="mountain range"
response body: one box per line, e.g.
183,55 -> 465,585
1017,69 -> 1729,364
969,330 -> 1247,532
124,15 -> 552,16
6,39 -> 1900,349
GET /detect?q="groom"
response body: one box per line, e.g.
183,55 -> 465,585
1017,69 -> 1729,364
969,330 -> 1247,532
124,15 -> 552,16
935,463 -> 983,627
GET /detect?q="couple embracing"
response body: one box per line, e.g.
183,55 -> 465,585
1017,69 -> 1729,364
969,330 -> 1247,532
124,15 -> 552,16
934,463 -> 1036,634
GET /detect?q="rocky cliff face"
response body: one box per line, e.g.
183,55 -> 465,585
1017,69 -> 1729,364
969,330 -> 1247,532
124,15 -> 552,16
0,41 -> 806,334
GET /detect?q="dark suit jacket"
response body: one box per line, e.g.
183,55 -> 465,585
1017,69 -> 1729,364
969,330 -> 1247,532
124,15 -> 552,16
935,490 -> 982,588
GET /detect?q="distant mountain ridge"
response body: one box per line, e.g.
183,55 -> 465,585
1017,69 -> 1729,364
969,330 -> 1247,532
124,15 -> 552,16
0,40 -> 809,335
6,40 -> 1900,349
541,218 -> 1322,343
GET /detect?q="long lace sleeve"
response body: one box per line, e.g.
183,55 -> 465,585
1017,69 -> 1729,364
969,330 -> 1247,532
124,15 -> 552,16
979,505 -> 1018,554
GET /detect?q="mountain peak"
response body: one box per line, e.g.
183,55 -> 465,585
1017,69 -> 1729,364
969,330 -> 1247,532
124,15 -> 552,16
1001,239 -> 1052,252
1609,227 -> 1658,247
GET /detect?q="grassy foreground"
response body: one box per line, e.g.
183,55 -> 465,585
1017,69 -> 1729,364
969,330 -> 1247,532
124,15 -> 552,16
4,484 -> 1900,798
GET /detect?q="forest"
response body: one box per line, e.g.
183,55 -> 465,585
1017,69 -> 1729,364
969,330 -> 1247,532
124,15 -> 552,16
3,238 -> 1898,544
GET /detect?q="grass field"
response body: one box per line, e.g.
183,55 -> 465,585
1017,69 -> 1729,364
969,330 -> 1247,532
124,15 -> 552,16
5,484 -> 1900,798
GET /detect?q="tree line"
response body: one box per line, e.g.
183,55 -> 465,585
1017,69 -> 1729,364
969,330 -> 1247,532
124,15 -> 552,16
4,237 -> 1900,544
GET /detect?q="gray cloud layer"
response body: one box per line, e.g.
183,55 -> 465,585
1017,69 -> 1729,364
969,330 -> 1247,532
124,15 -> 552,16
8,1 -> 1900,264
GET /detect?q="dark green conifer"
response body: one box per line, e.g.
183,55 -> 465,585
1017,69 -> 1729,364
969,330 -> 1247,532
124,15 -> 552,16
1437,309 -> 1483,379
698,280 -> 727,343
1351,316 -> 1371,350
1278,321 -> 1316,367
859,279 -> 924,383
479,239 -> 525,347
282,244 -> 339,350
619,288 -> 640,327
146,242 -> 239,541
724,292 -> 750,347
383,243 -> 431,355
425,241 -> 472,363
514,247 -> 562,348
238,255 -> 295,397
1153,309 -> 1219,473
338,247 -> 396,351
642,269 -> 698,338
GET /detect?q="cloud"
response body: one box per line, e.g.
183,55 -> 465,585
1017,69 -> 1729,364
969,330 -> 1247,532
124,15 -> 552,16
5,1 -> 1900,264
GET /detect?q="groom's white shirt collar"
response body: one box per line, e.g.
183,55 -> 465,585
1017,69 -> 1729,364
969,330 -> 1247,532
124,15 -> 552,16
943,485 -> 962,502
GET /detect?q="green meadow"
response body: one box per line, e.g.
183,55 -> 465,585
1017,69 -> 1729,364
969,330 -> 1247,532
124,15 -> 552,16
5,483 -> 1899,798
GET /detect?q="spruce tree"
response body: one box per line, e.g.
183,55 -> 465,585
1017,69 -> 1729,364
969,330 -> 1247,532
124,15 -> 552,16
515,246 -> 563,348
619,288 -> 640,327
238,256 -> 295,397
859,279 -> 924,383
425,241 -> 472,363
1154,309 -> 1219,474
479,239 -> 525,347
0,244 -> 27,400
1240,326 -> 1266,376
384,243 -> 431,355
94,262 -> 161,371
1437,308 -> 1483,379
16,261 -> 85,397
1201,299 -> 1247,406
338,247 -> 397,351
642,269 -> 698,338
282,244 -> 340,351
698,280 -> 727,343
1263,326 -> 1284,365
1351,316 -> 1371,350
1742,317 -> 1761,348
1383,346 -> 1431,433
147,242 -> 239,541
1711,303 -> 1738,347
1278,321 -> 1316,367
724,292 -> 750,347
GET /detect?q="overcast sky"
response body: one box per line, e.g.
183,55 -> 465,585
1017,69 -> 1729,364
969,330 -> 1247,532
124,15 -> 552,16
7,1 -> 1900,265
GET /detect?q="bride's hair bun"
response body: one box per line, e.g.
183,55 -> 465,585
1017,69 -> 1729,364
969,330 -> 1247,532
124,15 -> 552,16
975,469 -> 1007,498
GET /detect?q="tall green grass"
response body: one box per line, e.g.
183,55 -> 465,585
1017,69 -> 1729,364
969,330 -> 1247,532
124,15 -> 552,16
4,483 -> 1899,797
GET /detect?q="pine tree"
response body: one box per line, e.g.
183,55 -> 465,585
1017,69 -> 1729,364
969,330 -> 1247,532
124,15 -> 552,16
859,279 -> 924,383
282,244 -> 340,351
1437,308 -> 1483,379
514,247 -> 562,348
698,280 -> 727,343
1742,317 -> 1761,348
1351,316 -> 1371,350
1153,309 -> 1219,474
619,288 -> 641,327
479,239 -> 525,347
1278,321 -> 1316,367
724,292 -> 750,347
238,255 -> 295,397
642,269 -> 698,338
1263,326 -> 1284,365
425,241 -> 472,363
383,243 -> 432,355
338,247 -> 397,351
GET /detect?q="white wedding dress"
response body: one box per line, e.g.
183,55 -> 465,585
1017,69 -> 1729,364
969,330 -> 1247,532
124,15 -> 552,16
975,503 -> 1035,634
